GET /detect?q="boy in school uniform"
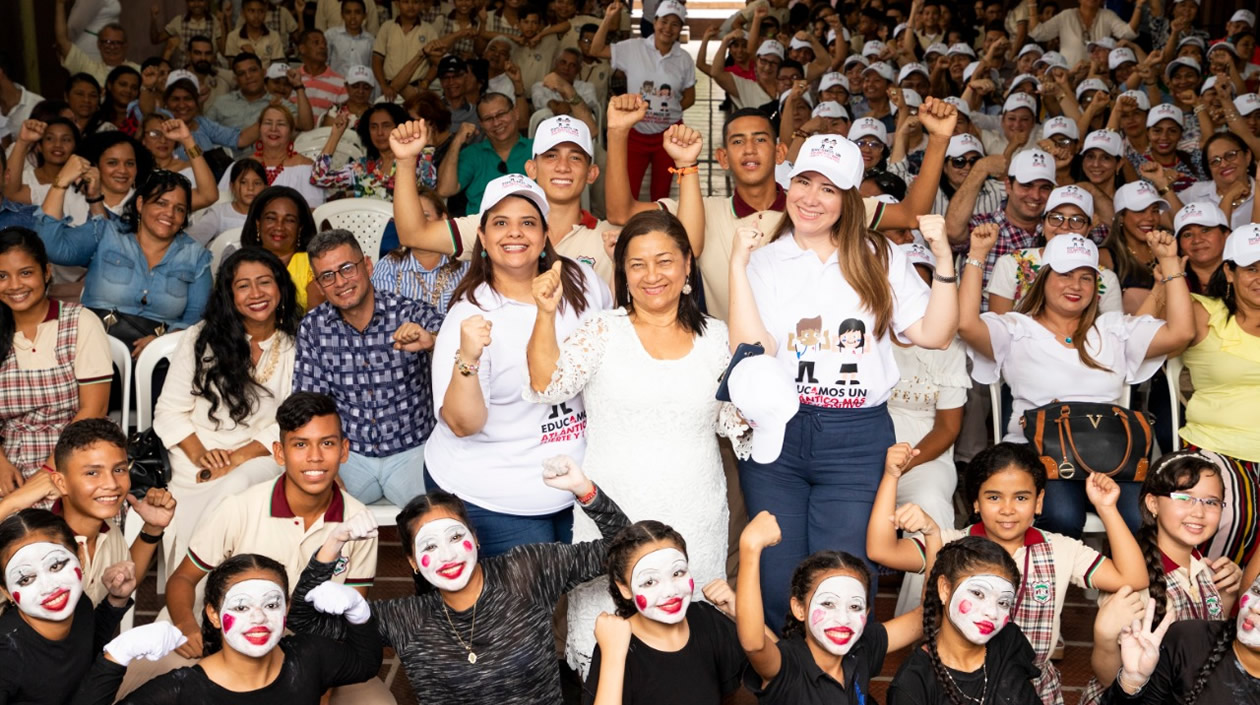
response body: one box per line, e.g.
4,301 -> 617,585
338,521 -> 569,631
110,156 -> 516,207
372,1 -> 441,102
326,0 -> 376,77
225,0 -> 287,68
510,7 -> 560,95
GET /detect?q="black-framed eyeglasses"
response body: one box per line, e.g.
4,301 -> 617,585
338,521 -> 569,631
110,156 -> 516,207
1044,212 -> 1090,230
948,156 -> 980,169
1208,149 -> 1243,169
479,109 -> 514,125
315,259 -> 364,287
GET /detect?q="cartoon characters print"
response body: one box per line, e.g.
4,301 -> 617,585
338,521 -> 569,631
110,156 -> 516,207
831,318 -> 867,386
788,316 -> 829,383
789,315 -> 874,409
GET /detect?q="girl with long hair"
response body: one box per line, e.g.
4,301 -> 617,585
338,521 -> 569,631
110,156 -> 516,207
152,247 -> 299,574
1072,129 -> 1126,227
88,65 -> 140,135
186,159 -> 265,247
1099,181 -> 1172,312
239,185 -> 323,311
3,119 -> 87,223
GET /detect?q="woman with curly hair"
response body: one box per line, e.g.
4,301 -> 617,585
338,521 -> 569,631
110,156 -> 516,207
239,185 -> 323,311
152,247 -> 299,573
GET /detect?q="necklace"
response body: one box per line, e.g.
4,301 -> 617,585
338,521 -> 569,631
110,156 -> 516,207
253,143 -> 297,185
944,660 -> 988,704
251,335 -> 282,384
1125,241 -> 1156,270
398,261 -> 456,308
441,599 -> 478,664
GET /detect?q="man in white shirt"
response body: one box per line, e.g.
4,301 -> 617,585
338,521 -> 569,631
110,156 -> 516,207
54,2 -> 139,87
528,49 -> 600,136
0,55 -> 43,146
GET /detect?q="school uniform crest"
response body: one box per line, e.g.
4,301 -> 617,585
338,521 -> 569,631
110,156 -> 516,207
576,255 -> 596,267
1031,580 -> 1051,604
333,556 -> 349,575
1206,594 -> 1222,618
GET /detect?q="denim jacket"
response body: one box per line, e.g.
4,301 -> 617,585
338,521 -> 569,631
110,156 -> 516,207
35,213 -> 212,330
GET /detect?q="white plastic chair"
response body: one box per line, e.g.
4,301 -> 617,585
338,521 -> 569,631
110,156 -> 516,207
367,502 -> 401,529
106,335 -> 132,433
312,198 -> 394,260
209,227 -> 243,276
294,127 -> 364,169
1163,356 -> 1185,452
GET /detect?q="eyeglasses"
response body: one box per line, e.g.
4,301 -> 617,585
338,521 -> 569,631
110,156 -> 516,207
1166,491 -> 1226,511
1044,212 -> 1090,230
315,259 -> 364,287
948,156 -> 980,169
99,39 -> 125,47
1049,136 -> 1077,147
143,130 -> 166,140
1208,149 -> 1243,169
854,139 -> 885,150
480,109 -> 514,125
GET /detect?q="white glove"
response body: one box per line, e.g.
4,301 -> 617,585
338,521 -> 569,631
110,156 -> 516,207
333,510 -> 380,543
104,622 -> 189,666
305,581 -> 372,625
541,455 -> 592,496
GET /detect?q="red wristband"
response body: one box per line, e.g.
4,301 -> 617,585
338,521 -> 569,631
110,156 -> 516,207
578,485 -> 598,506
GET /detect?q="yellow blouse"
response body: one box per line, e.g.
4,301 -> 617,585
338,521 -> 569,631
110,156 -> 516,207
1180,295 -> 1260,462
287,252 -> 314,313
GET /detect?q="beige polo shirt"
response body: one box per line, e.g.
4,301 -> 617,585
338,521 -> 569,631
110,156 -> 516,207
224,27 -> 287,69
187,476 -> 377,589
60,44 -> 140,88
71,517 -> 128,606
373,19 -> 440,85
12,301 -> 112,383
447,211 -> 619,285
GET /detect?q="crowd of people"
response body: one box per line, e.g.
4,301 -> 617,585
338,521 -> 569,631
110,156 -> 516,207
2,0 -> 1260,702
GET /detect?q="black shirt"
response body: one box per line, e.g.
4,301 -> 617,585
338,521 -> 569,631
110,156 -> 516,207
744,622 -> 888,705
0,594 -> 129,705
886,622 -> 1040,705
1103,620 -> 1260,704
581,601 -> 747,705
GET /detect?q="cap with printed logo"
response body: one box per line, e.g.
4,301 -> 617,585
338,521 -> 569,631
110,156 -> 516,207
819,72 -> 849,93
789,36 -> 812,51
532,115 -> 594,158
438,55 -> 467,77
1035,51 -> 1070,70
1119,89 -> 1151,112
728,354 -> 800,464
924,42 -> 950,58
1086,36 -> 1117,52
1044,115 -> 1079,140
862,40 -> 887,57
1235,94 -> 1260,117
265,63 -> 290,80
1008,148 -> 1056,185
654,0 -> 686,20
478,173 -> 551,220
1231,10 -> 1256,27
790,134 -> 865,189
863,61 -> 896,82
843,54 -> 869,69
812,101 -> 850,120
1008,73 -> 1040,93
1043,234 -> 1102,273
1075,78 -> 1108,100
1108,47 -> 1137,69
1224,224 -> 1260,267
946,133 -> 985,159
1003,92 -> 1038,115
944,96 -> 972,120
890,88 -> 922,117
963,61 -> 996,85
1082,129 -> 1124,157
1114,180 -> 1171,214
165,69 -> 199,90
1017,43 -> 1044,59
757,40 -> 785,59
947,42 -> 976,58
344,65 -> 375,87
1046,184 -> 1094,217
900,242 -> 937,270
1146,103 -> 1185,128
848,118 -> 889,146
898,63 -> 929,83
1174,201 -> 1228,235
1164,56 -> 1202,79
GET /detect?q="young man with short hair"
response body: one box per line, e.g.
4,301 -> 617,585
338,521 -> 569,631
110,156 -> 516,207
325,0 -> 376,78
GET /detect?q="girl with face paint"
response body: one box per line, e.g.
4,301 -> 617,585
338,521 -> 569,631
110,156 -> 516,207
887,536 -> 1039,705
287,458 -> 633,705
584,521 -> 747,704
0,509 -> 134,705
736,511 -> 924,705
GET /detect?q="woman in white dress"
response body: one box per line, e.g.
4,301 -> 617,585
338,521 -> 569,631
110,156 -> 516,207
152,248 -> 299,571
525,210 -> 747,676
217,105 -> 326,208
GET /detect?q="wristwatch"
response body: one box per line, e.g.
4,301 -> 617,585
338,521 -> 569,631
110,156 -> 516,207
568,94 -> 582,105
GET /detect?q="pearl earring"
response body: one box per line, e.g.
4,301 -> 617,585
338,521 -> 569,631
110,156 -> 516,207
682,282 -> 693,295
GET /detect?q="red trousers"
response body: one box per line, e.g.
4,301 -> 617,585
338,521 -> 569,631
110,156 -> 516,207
626,126 -> 678,202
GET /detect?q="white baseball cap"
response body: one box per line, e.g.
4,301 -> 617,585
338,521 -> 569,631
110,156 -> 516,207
812,101 -> 850,120
1002,91 -> 1038,115
1114,180 -> 1170,214
1008,148 -> 1056,185
1075,78 -> 1108,101
1174,201 -> 1228,235
863,61 -> 896,83
344,65 -> 375,87
789,36 -> 812,51
944,96 -> 972,121
848,117 -> 889,146
898,63 -> 929,83
843,54 -> 870,70
1035,51 -> 1070,70
893,22 -> 909,38
819,72 -> 849,93
1008,73 -> 1040,93
900,241 -> 936,270
1231,10 -> 1256,27
1164,56 -> 1202,79
1200,75 -> 1219,95
265,62 -> 290,80
757,40 -> 785,59
654,0 -> 686,20
728,354 -> 800,464
946,133 -> 985,159
1236,94 -> 1260,116
790,134 -> 865,189
1119,89 -> 1151,112
1224,224 -> 1260,266
963,61 -> 995,85
1207,42 -> 1238,58
1043,234 -> 1102,273
1086,37 -> 1117,52
1082,129 -> 1124,157
532,115 -> 594,158
1017,43 -> 1044,59
1043,115 -> 1079,140
478,173 -> 551,220
778,89 -> 815,107
947,42 -> 976,58
165,69 -> 199,89
862,40 -> 887,57
1146,103 -> 1185,128
1177,35 -> 1207,51
1046,184 -> 1094,217
924,42 -> 949,58
1108,47 -> 1138,69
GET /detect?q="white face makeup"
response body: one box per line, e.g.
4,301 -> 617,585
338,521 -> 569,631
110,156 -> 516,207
1237,578 -> 1260,648
947,574 -> 1016,645
219,579 -> 287,658
3,542 -> 83,622
630,547 -> 693,624
413,518 -> 478,591
807,575 -> 868,655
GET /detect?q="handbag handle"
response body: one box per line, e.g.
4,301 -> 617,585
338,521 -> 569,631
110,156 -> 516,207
1057,404 -> 1134,477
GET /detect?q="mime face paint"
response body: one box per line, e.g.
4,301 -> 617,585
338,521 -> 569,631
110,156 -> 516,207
629,548 -> 692,624
947,574 -> 1016,645
414,518 -> 477,591
3,542 -> 83,622
219,579 -> 286,658
1237,577 -> 1260,648
807,575 -> 868,655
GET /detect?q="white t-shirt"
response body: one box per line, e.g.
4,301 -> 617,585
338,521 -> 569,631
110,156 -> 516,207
987,248 -> 1123,313
969,311 -> 1165,442
731,75 -> 773,110
611,37 -> 696,135
1179,178 -> 1255,231
746,234 -> 931,409
424,262 -> 613,515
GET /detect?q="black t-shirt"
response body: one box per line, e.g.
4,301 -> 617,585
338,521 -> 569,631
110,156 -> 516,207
0,594 -> 128,705
886,622 -> 1041,705
744,622 -> 888,705
1102,620 -> 1260,704
581,601 -> 746,705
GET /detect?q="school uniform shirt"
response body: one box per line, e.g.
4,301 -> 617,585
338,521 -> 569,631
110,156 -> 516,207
581,601 -> 746,705
744,624 -> 888,705
610,37 -> 695,136
1103,620 -> 1260,704
967,311 -> 1166,442
224,26 -> 287,69
424,264 -> 612,516
326,26 -> 376,78
1097,549 -> 1224,620
577,58 -> 613,108
77,519 -> 128,607
512,35 -> 559,97
186,475 -> 378,589
444,211 -> 619,284
730,76 -> 774,110
373,19 -> 441,85
163,14 -> 223,69
316,0 -> 384,34
746,231 -> 930,409
886,621 -> 1041,705
0,594 -> 130,705
10,299 -> 111,381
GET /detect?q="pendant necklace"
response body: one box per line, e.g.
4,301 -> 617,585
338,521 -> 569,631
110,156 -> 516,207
944,660 -> 988,704
442,599 -> 478,664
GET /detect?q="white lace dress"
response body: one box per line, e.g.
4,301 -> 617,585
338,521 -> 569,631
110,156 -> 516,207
523,308 -> 748,676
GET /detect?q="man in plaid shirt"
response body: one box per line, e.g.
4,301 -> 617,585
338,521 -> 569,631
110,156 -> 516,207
293,229 -> 442,507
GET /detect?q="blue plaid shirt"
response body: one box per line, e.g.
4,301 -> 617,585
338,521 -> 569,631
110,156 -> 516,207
293,288 -> 443,457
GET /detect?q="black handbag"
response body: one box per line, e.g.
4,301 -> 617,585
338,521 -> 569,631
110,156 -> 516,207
127,428 -> 171,500
89,308 -> 167,348
1021,402 -> 1154,482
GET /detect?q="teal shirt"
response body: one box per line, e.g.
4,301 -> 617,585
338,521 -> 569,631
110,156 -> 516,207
456,138 -> 534,216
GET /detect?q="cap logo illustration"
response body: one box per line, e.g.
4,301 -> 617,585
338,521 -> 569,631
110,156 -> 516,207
549,116 -> 580,138
1065,238 -> 1091,257
1250,234 -> 1260,247
505,173 -> 529,187
1031,152 -> 1047,168
809,138 -> 842,161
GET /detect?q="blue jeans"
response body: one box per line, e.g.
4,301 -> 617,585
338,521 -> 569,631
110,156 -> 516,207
739,404 -> 894,635
1036,477 -> 1143,539
339,444 -> 428,507
424,467 -> 575,558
